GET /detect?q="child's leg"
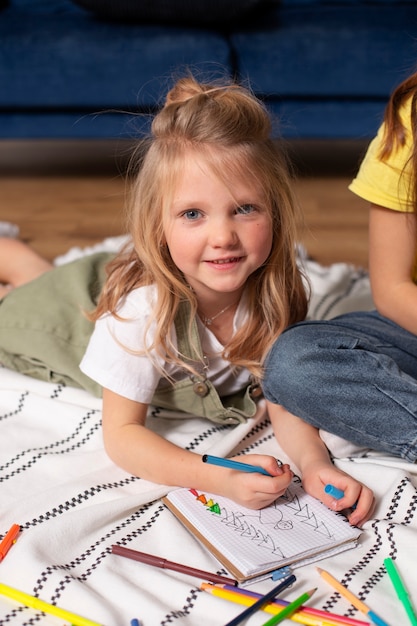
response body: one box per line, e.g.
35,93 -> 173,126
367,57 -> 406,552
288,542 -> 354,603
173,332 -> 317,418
0,238 -> 53,296
263,310 -> 417,462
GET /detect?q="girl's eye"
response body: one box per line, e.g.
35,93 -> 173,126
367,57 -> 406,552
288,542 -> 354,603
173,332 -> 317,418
182,209 -> 202,220
236,204 -> 257,215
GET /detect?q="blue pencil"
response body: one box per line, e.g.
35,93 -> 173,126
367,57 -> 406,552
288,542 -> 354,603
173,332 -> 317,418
202,454 -> 272,476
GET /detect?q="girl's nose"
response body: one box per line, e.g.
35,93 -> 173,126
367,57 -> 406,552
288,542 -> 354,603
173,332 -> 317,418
209,218 -> 238,247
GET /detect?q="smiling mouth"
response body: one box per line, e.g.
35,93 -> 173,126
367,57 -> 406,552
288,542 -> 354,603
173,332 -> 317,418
209,257 -> 242,264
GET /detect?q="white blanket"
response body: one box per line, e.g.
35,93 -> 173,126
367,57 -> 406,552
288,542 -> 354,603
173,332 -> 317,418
1,241 -> 416,626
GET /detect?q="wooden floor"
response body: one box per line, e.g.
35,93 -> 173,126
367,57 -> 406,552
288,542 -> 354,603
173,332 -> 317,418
0,139 -> 370,268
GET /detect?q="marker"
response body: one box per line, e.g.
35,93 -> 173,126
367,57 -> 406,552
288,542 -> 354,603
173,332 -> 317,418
324,485 -> 345,500
317,567 -> 389,626
111,544 -> 238,586
324,485 -> 357,511
0,582 -> 102,626
209,583 -> 369,625
0,524 -> 20,561
130,620 -> 142,626
202,454 -> 272,476
224,574 -> 296,626
260,588 -> 317,626
384,557 -> 417,626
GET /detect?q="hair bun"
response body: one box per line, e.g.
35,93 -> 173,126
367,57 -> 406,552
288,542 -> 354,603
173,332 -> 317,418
165,77 -> 211,106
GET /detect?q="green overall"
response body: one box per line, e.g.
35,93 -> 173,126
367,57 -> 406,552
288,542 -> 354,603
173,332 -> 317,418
0,252 -> 260,424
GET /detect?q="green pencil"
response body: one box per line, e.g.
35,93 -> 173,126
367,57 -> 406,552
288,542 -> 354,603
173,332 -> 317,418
260,588 -> 317,626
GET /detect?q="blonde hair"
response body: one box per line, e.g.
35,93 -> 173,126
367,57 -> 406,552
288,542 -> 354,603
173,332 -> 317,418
92,76 -> 308,380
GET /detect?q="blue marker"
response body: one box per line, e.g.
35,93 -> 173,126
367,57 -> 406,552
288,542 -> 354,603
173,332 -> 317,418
202,454 -> 272,476
325,484 -> 357,510
130,620 -> 142,626
324,484 -> 345,499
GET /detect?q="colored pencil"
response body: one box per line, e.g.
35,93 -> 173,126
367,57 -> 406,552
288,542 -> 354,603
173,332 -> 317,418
214,583 -> 370,626
224,575 -> 296,626
0,524 -> 20,561
317,568 -> 389,626
261,588 -> 317,625
0,582 -> 102,626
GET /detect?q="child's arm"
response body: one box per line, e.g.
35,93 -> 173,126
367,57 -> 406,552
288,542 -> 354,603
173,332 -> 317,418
102,388 -> 293,509
266,401 -> 375,527
369,203 -> 417,333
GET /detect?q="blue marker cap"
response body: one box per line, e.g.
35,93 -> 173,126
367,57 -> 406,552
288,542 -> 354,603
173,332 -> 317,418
324,484 -> 344,500
271,566 -> 292,581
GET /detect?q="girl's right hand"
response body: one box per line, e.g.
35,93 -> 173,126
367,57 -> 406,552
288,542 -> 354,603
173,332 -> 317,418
221,455 -> 293,509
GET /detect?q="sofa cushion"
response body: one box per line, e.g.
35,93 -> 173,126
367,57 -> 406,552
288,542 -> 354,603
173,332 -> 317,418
230,2 -> 417,138
0,0 -> 233,137
231,4 -> 417,98
71,0 -> 264,25
0,1 -> 232,110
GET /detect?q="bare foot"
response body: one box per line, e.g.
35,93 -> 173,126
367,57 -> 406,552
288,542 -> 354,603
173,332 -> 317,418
0,238 -> 53,288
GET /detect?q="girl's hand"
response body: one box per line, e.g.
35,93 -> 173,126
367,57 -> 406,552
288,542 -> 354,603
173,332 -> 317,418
301,461 -> 375,527
220,455 -> 293,509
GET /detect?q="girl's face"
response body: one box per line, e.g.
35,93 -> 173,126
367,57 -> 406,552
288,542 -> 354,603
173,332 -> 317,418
163,153 -> 273,304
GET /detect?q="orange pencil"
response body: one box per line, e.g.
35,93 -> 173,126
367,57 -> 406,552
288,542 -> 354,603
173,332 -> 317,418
0,524 -> 20,561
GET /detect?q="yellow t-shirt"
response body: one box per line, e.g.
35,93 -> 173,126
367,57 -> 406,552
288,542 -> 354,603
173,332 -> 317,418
349,99 -> 414,213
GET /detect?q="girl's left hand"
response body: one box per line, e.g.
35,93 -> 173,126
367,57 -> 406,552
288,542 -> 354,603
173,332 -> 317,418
301,461 -> 375,527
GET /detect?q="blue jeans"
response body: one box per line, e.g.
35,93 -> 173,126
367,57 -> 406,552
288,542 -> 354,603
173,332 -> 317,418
263,310 -> 417,462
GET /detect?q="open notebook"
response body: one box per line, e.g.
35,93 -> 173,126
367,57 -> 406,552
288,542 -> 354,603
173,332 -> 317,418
163,476 -> 361,583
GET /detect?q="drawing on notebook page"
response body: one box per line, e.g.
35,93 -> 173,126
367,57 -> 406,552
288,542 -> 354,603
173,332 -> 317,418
164,476 -> 361,583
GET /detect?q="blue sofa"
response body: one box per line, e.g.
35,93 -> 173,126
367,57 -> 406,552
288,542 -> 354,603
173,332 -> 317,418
1,0 -> 417,140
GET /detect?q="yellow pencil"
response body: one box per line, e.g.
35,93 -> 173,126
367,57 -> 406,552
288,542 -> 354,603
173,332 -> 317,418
0,582 -> 103,626
201,582 -> 341,626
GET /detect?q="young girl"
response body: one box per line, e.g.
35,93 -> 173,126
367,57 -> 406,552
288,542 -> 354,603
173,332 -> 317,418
0,76 -> 373,520
263,70 -> 417,493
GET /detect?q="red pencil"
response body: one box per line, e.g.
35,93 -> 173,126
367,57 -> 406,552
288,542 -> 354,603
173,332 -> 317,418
0,524 -> 20,561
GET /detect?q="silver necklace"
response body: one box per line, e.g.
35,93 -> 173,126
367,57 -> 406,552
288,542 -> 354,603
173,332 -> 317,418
200,302 -> 234,326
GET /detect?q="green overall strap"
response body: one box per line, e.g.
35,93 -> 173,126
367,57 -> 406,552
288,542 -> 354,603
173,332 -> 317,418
151,300 -> 258,424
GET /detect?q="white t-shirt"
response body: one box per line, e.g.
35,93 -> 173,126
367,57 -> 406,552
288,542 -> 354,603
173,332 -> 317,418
80,284 -> 251,404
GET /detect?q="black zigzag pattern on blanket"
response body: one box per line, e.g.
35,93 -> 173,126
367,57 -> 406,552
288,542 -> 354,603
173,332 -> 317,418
20,475 -> 139,529
0,409 -> 102,481
19,422 -> 235,588
385,475 -> 417,558
185,423 -> 234,451
0,390 -> 28,422
320,474 -> 417,615
32,501 -> 164,600
50,383 -> 65,399
238,418 -> 275,452
1,411 -> 267,624
0,606 -> 27,624
160,588 -> 200,625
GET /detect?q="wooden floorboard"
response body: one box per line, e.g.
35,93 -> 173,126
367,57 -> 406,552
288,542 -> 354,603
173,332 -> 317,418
0,140 -> 370,268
